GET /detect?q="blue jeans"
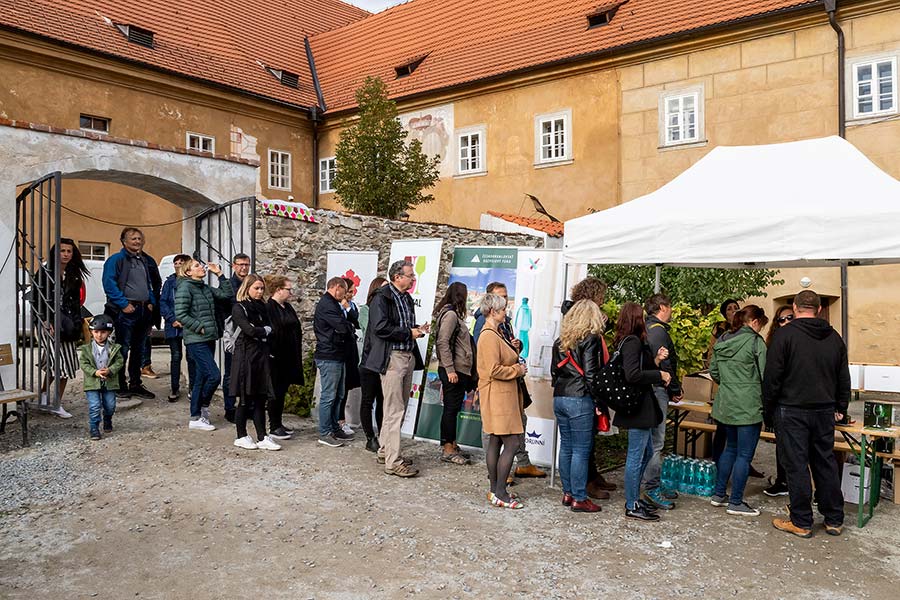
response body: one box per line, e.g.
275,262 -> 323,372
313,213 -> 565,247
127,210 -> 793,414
86,389 -> 116,432
316,359 -> 345,436
714,422 -> 762,505
222,351 -> 235,412
642,386 -> 670,491
114,303 -> 150,390
186,341 -> 220,419
553,395 -> 595,501
625,428 -> 655,509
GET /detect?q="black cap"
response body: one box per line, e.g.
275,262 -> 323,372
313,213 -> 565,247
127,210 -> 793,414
89,315 -> 115,331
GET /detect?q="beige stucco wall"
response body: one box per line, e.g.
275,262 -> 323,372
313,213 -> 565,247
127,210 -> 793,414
0,50 -> 315,251
317,70 -> 620,228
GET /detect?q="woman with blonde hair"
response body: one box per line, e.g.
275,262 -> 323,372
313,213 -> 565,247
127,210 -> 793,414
230,274 -> 280,450
551,300 -> 607,513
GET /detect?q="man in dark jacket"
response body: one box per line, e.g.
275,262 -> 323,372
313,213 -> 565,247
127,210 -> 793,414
360,260 -> 428,477
764,290 -> 849,538
101,227 -> 160,400
314,277 -> 353,447
642,293 -> 683,509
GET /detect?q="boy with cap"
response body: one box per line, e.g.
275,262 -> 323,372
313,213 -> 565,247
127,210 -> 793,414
79,315 -> 124,440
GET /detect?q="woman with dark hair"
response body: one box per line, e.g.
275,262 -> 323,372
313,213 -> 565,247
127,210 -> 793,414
762,305 -> 794,497
36,238 -> 90,418
709,305 -> 768,516
707,299 -> 741,363
612,302 -> 671,521
434,281 -> 476,465
265,274 -> 304,440
359,277 -> 388,452
230,274 -> 280,451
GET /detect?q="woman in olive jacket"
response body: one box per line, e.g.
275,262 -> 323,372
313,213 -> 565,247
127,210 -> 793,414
709,305 -> 768,516
174,259 -> 233,430
612,302 -> 670,522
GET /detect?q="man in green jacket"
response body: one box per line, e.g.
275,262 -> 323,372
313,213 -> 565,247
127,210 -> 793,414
79,315 -> 124,440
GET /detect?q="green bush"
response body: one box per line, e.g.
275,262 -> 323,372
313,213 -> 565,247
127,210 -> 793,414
283,350 -> 317,418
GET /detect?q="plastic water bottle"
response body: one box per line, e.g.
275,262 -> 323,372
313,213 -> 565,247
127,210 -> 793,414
684,460 -> 697,495
661,455 -> 674,490
698,462 -> 713,497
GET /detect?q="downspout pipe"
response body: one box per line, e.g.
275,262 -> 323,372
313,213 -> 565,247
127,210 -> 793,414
824,0 -> 846,139
824,0 -> 850,345
305,36 -> 327,209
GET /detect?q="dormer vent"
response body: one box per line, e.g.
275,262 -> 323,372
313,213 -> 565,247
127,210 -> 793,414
115,23 -> 155,48
394,54 -> 428,79
587,1 -> 627,29
265,67 -> 300,89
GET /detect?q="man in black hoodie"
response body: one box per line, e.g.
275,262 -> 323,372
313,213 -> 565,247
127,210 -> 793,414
764,290 -> 849,538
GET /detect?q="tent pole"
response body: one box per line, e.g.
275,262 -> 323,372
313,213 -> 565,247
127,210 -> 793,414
840,262 -> 849,348
654,265 -> 662,293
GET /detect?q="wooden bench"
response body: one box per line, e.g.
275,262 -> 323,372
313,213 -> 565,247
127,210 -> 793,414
0,389 -> 35,446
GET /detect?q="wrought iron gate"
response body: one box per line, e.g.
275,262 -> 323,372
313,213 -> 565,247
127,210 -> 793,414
193,196 -> 257,274
15,172 -> 63,440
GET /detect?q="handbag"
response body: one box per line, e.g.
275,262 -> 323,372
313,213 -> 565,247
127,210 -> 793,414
596,335 -> 643,417
518,377 -> 533,409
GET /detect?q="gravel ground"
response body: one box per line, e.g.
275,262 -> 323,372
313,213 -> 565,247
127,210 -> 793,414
1,353 -> 899,599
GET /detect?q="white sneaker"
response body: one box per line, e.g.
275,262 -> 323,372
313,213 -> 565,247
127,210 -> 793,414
189,418 -> 215,431
233,436 -> 258,450
341,423 -> 355,435
256,435 -> 282,451
49,405 -> 73,419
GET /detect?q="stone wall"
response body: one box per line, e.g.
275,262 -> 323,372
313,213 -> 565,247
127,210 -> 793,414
255,209 -> 544,340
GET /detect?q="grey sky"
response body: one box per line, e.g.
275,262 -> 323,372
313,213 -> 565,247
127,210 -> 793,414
345,0 -> 406,13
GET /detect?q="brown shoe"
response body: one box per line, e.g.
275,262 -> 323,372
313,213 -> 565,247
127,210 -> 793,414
594,474 -> 617,491
515,465 -> 547,478
824,524 -> 843,536
586,480 -> 611,500
772,518 -> 812,538
385,463 -> 419,477
571,499 -> 602,513
140,366 -> 158,379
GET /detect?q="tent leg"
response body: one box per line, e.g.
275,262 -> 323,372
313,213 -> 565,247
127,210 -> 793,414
654,265 -> 662,293
841,262 -> 849,348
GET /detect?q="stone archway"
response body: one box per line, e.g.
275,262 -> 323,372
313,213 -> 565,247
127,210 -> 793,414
0,124 -> 259,385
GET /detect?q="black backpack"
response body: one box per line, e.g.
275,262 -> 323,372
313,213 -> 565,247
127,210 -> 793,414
596,335 -> 643,417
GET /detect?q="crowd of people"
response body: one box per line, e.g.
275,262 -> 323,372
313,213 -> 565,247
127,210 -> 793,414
33,231 -> 850,535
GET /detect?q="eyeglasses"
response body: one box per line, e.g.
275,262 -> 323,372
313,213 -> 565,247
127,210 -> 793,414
776,315 -> 794,324
401,273 -> 416,280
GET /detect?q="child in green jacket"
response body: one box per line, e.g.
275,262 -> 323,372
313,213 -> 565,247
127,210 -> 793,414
79,315 -> 124,440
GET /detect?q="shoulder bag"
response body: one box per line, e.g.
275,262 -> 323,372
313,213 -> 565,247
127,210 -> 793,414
595,335 -> 643,417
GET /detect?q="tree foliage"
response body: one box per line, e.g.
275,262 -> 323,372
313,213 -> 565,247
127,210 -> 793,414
333,77 -> 441,218
590,265 -> 783,313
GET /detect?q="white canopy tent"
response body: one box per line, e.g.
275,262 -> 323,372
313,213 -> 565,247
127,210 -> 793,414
564,136 -> 900,268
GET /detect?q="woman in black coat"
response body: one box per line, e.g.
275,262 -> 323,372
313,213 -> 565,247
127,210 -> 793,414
611,302 -> 670,522
230,274 -> 280,451
265,275 -> 304,440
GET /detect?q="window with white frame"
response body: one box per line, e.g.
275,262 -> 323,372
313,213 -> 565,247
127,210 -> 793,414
534,110 -> 572,164
268,149 -> 291,190
456,126 -> 486,174
852,56 -> 897,118
78,241 -> 109,261
187,132 -> 215,153
658,87 -> 705,148
319,157 -> 337,193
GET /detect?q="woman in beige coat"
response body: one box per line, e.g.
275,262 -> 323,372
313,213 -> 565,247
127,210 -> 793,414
477,293 -> 526,509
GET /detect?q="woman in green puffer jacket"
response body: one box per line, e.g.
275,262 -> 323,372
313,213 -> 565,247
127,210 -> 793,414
174,259 -> 233,431
709,305 -> 769,517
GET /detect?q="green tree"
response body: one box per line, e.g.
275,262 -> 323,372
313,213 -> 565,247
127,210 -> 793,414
333,77 -> 441,218
590,265 -> 783,312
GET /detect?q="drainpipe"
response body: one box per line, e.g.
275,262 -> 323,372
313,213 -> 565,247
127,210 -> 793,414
824,1 -> 850,345
305,36 -> 327,209
824,0 -> 846,139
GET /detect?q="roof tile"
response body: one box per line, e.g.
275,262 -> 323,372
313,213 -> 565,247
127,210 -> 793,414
487,211 -> 565,237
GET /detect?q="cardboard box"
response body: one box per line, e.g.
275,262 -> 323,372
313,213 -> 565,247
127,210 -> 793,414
864,401 -> 895,429
841,462 -> 871,505
682,372 -> 718,403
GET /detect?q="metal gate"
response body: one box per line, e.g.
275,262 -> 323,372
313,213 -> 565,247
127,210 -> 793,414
15,172 -> 63,437
193,196 -> 257,274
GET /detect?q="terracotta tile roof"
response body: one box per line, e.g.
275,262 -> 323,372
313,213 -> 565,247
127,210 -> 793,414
309,0 -> 819,112
487,211 -> 564,237
0,0 -> 369,109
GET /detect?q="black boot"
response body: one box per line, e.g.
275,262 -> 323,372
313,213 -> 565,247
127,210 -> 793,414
103,416 -> 113,432
366,435 -> 379,453
224,409 -> 236,424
